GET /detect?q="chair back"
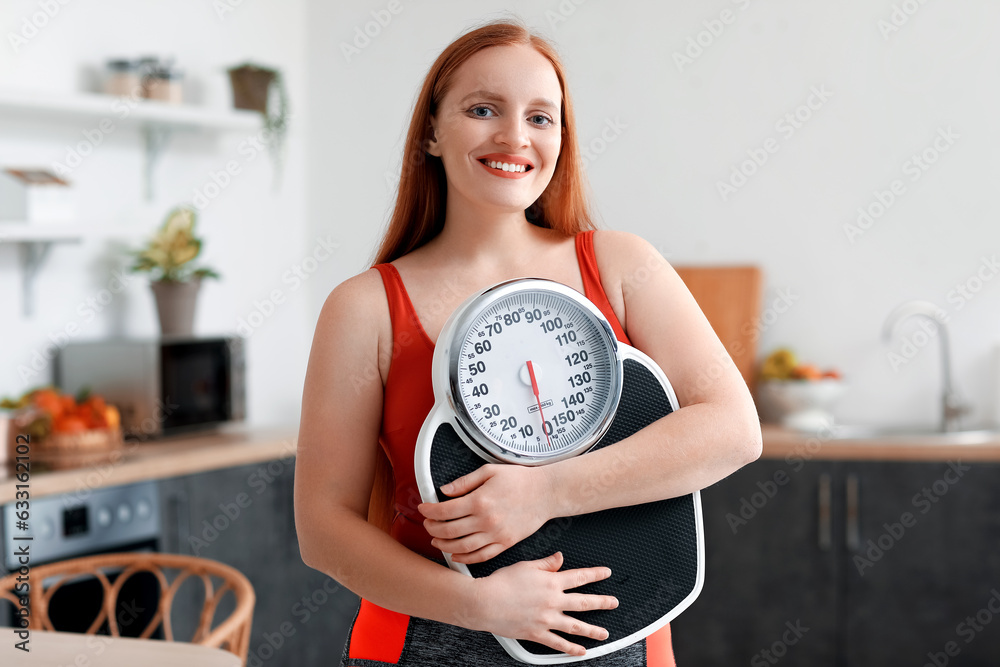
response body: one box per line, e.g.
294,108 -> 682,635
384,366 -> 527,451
0,552 -> 255,664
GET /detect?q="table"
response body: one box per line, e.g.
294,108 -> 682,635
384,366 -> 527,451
2,629 -> 241,667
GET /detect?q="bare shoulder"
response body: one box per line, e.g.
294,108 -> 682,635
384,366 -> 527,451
316,268 -> 387,334
590,229 -> 672,302
311,268 -> 391,380
591,229 -> 664,268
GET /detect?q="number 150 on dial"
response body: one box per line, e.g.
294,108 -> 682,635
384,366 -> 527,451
449,280 -> 624,465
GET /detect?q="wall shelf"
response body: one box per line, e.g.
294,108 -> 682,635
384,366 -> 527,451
0,88 -> 263,199
0,89 -> 263,318
0,223 -> 83,317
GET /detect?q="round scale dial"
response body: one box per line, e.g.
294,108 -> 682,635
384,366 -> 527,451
448,279 -> 623,465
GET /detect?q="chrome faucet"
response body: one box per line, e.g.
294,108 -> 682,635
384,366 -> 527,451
882,300 -> 970,432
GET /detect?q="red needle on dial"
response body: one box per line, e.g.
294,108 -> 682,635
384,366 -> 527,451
526,360 -> 552,448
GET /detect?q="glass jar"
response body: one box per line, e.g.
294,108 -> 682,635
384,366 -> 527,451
104,58 -> 139,97
145,66 -> 184,104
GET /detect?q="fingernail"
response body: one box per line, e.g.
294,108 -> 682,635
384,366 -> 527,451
612,597 -> 619,608
601,629 -> 609,639
441,482 -> 453,492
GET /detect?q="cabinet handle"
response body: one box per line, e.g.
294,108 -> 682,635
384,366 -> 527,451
167,491 -> 190,554
818,473 -> 832,551
846,473 -> 860,551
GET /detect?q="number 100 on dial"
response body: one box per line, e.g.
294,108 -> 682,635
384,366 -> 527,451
448,280 -> 624,465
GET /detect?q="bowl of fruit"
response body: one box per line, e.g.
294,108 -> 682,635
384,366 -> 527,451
756,348 -> 845,433
2,386 -> 123,470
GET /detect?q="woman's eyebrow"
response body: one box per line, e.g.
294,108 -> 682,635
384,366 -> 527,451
458,90 -> 559,112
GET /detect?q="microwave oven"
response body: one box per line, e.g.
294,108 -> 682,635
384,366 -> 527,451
55,336 -> 246,439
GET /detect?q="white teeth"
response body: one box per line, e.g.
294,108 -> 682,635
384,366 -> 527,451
485,160 -> 527,173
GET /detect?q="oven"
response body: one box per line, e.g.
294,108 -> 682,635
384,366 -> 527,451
1,480 -> 163,637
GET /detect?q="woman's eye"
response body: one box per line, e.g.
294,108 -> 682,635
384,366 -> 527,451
468,106 -> 553,127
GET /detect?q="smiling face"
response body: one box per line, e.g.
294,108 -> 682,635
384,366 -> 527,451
426,43 -> 563,218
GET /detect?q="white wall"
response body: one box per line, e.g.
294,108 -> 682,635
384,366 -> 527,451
306,0 -> 1000,430
0,0 -> 312,427
3,1 -> 998,434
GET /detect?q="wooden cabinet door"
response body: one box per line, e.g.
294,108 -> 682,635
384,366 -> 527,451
672,459 -> 840,665
842,461 -> 1000,666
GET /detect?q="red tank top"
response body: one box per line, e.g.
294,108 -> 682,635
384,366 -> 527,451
372,230 -> 631,558
370,230 -> 674,662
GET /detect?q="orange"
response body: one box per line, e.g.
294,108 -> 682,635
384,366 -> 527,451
32,388 -> 63,418
790,363 -> 823,380
104,405 -> 121,430
53,415 -> 88,433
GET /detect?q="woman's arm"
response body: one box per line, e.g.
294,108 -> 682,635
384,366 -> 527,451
293,269 -> 619,656
421,231 -> 762,562
545,229 -> 762,512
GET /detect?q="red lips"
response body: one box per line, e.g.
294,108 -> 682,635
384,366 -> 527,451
476,153 -> 534,169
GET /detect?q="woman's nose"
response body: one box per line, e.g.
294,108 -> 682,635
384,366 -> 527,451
494,115 -> 529,148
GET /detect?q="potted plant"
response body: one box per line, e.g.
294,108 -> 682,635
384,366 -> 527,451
227,62 -> 289,190
129,206 -> 220,336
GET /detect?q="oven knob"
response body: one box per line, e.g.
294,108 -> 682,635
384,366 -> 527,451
40,518 -> 55,539
117,503 -> 132,524
136,499 -> 152,520
97,507 -> 113,527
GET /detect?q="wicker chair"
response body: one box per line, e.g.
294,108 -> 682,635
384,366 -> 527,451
0,552 -> 255,664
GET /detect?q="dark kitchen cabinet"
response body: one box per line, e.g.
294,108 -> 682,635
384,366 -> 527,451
671,458 -> 841,665
842,461 -> 1000,666
672,457 -> 1000,666
159,458 -> 359,666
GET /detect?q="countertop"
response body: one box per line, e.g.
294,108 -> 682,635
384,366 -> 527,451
760,424 -> 1000,462
4,422 -> 1000,504
1,424 -> 298,504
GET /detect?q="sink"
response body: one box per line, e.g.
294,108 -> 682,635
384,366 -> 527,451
827,424 -> 1000,445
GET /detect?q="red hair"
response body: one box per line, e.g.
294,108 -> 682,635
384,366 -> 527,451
366,17 -> 599,531
369,17 -> 598,267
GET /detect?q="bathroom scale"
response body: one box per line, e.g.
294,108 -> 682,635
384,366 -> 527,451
414,278 -> 705,664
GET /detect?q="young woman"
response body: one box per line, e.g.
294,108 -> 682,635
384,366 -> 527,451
294,18 -> 762,666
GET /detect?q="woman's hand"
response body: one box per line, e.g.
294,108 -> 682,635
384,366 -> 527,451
470,551 -> 618,657
418,463 -> 553,564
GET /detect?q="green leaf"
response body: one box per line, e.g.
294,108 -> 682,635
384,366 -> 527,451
193,267 -> 221,280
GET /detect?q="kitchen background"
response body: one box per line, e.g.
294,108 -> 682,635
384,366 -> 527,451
3,0 -> 999,431
2,0 -> 1000,665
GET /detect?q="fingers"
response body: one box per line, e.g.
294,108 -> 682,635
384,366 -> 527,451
564,592 -> 620,613
449,541 -> 506,564
439,466 -> 491,497
432,531 -> 492,556
418,495 -> 472,521
537,632 -> 589,657
552,614 -> 612,642
537,611 -> 614,656
423,515 -> 476,540
533,551 -> 564,572
558,564 -> 613,590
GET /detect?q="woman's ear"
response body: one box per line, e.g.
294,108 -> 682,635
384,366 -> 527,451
425,117 -> 442,157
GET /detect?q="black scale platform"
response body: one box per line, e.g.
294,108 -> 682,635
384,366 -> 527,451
428,358 -> 701,657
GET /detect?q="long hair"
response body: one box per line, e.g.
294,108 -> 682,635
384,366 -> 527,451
366,18 -> 599,532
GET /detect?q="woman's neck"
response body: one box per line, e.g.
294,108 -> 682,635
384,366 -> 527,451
425,203 -> 557,274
